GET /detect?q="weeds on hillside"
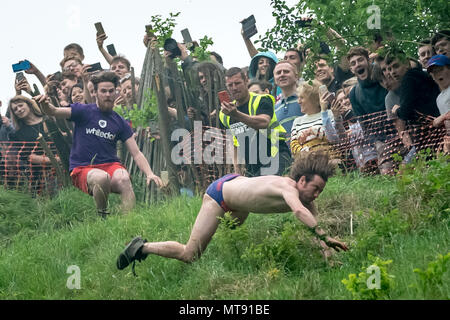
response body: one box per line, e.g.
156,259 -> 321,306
412,253 -> 450,299
342,254 -> 395,300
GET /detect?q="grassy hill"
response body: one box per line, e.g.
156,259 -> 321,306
0,155 -> 448,300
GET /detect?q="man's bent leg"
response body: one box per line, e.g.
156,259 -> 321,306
110,168 -> 135,213
230,211 -> 250,226
87,169 -> 111,212
141,194 -> 225,263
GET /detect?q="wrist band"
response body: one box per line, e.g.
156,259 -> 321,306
309,226 -> 328,242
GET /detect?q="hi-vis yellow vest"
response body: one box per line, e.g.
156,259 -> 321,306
219,92 -> 287,158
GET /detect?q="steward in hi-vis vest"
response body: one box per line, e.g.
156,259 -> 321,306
219,92 -> 291,177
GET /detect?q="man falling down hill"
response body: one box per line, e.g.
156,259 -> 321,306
117,151 -> 349,273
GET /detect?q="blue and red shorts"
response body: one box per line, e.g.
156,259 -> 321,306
206,174 -> 240,212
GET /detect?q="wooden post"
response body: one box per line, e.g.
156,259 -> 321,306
152,48 -> 180,195
37,134 -> 69,187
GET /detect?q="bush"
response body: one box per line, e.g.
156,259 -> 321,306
342,255 -> 395,300
413,252 -> 450,298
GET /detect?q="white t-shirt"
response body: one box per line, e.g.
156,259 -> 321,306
437,86 -> 450,116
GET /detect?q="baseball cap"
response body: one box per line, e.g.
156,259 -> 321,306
426,54 -> 450,71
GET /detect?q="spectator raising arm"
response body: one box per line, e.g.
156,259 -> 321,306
34,94 -> 72,119
241,26 -> 259,58
96,32 -> 114,65
15,78 -> 33,96
24,60 -> 47,87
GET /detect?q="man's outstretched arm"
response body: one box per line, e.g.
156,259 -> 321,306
282,186 -> 319,228
282,185 -> 349,252
34,95 -> 72,119
124,137 -> 163,188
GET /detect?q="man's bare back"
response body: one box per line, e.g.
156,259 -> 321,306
223,176 -> 301,214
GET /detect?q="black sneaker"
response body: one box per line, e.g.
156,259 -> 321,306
98,210 -> 110,219
116,237 -> 148,276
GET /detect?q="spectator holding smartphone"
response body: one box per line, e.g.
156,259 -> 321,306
290,81 -> 337,157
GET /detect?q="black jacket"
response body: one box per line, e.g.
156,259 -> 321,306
397,68 -> 440,121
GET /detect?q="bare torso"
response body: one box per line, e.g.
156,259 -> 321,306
222,175 -> 302,214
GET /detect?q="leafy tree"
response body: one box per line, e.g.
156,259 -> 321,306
148,12 -> 181,50
192,36 -> 214,62
256,0 -> 449,79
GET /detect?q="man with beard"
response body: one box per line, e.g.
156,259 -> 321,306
35,72 -> 163,216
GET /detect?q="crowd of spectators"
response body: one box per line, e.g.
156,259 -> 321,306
0,19 -> 449,201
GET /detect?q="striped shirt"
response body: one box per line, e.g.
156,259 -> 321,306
290,110 -> 335,155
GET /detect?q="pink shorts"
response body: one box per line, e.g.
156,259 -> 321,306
70,162 -> 126,195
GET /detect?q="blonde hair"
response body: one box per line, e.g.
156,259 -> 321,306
297,79 -> 322,106
342,77 -> 358,89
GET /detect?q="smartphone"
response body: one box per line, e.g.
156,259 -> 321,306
319,85 -> 328,95
12,60 -> 31,73
319,85 -> 335,104
95,22 -> 105,35
107,44 -> 117,57
181,28 -> 193,45
145,24 -> 153,35
218,90 -> 231,104
87,62 -> 103,73
241,15 -> 257,39
16,72 -> 25,82
327,92 -> 336,104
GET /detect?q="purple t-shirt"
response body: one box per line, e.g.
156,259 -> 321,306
68,103 -> 134,171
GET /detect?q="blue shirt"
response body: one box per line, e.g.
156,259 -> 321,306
275,94 -> 303,140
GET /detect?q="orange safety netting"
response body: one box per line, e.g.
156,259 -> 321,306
0,141 -> 60,195
329,111 -> 447,175
177,111 -> 447,189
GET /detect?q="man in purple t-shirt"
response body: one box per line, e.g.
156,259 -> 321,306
35,72 -> 162,216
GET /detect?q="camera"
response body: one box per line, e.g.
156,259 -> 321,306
163,38 -> 182,59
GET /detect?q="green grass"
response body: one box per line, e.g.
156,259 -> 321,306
0,156 -> 449,300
